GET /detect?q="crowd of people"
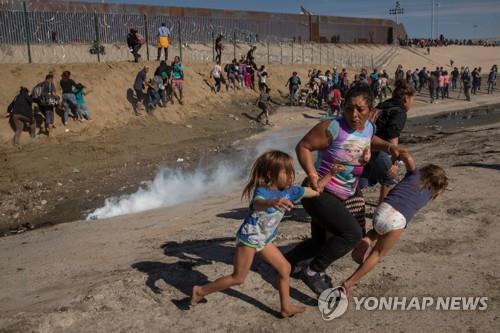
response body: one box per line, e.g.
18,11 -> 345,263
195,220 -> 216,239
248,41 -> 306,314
280,62 -> 497,120
400,37 -> 498,48
6,70 -> 91,147
131,55 -> 185,114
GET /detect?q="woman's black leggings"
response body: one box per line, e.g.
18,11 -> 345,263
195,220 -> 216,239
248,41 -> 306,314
285,191 -> 362,273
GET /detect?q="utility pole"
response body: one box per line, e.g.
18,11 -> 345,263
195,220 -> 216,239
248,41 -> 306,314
436,1 -> 440,39
431,0 -> 434,39
389,1 -> 404,44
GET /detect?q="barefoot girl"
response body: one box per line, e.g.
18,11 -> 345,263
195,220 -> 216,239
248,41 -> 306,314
191,150 -> 342,317
343,150 -> 448,295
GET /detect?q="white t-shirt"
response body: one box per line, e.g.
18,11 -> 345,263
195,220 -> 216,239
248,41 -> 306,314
212,65 -> 222,79
259,71 -> 267,83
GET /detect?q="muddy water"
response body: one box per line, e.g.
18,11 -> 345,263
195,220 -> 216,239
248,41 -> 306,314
401,104 -> 500,143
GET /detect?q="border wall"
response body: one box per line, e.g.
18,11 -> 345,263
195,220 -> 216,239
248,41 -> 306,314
0,0 -> 406,64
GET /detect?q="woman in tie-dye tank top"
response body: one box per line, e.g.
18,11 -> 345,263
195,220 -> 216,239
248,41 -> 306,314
285,83 -> 401,296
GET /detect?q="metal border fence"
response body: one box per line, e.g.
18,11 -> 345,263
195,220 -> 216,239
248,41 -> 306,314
0,1 -> 398,65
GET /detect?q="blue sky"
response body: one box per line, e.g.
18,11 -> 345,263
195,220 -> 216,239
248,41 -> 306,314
75,0 -> 500,39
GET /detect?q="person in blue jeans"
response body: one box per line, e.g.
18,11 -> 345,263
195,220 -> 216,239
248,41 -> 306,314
360,80 -> 416,203
74,83 -> 91,120
285,71 -> 301,106
60,71 -> 81,125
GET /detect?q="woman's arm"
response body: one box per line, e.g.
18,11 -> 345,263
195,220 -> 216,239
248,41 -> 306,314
342,229 -> 403,296
296,120 -> 332,191
371,135 -> 401,161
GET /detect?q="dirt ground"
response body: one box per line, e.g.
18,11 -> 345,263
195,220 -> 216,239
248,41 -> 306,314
0,95 -> 500,332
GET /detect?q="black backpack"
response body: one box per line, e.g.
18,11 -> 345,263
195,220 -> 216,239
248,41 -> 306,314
31,82 -> 44,102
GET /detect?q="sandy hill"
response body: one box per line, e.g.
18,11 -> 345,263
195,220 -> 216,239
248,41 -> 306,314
1,45 -> 499,144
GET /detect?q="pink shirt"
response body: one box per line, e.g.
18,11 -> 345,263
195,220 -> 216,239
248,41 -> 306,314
330,89 -> 342,107
443,74 -> 449,85
438,75 -> 445,87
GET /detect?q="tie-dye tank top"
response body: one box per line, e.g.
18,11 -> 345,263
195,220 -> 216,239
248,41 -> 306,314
316,117 -> 374,200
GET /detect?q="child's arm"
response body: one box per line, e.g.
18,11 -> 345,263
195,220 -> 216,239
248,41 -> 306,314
398,149 -> 416,172
317,164 -> 346,190
252,197 -> 294,212
302,187 -> 320,198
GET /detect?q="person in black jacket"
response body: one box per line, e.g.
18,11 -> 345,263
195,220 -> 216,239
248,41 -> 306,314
7,87 -> 37,147
418,67 -> 428,92
360,80 -> 416,203
127,28 -> 142,63
215,34 -> 224,64
462,67 -> 472,101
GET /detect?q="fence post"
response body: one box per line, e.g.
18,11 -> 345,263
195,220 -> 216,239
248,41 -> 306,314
267,40 -> 270,64
178,20 -> 182,61
302,42 -> 304,64
93,10 -> 100,63
332,46 -> 335,67
319,43 -> 321,65
280,42 -> 283,64
23,1 -> 32,64
326,44 -> 329,65
233,30 -> 236,60
371,54 -> 374,68
291,42 -> 294,64
144,15 -> 150,61
212,31 -> 215,62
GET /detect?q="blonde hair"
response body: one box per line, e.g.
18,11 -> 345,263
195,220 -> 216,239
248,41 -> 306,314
419,164 -> 448,200
242,150 -> 295,200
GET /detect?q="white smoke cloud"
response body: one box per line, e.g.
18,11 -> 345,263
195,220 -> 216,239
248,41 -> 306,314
86,128 -> 303,220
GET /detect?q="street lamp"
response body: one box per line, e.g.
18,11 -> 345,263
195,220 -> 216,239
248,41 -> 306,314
389,1 -> 404,44
436,1 -> 440,39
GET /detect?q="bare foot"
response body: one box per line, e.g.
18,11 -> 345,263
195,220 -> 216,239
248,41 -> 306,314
281,304 -> 306,318
190,285 -> 205,306
351,238 -> 372,264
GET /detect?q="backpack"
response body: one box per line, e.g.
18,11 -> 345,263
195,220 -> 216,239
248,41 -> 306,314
136,33 -> 145,45
31,82 -> 44,101
38,81 -> 59,107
